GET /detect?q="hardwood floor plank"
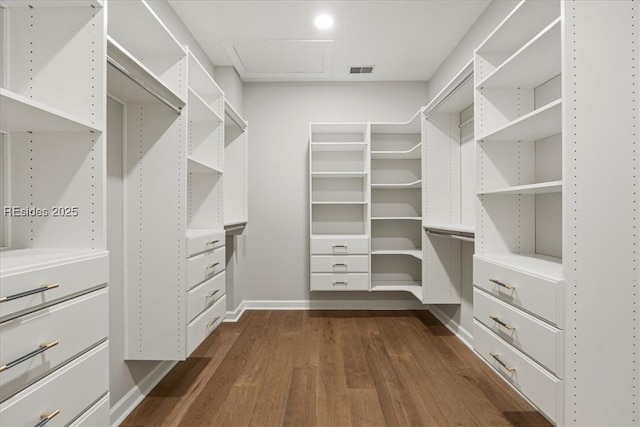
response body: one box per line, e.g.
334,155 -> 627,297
212,385 -> 260,427
293,311 -> 321,368
348,388 -> 387,427
341,317 -> 375,389
283,367 -> 318,427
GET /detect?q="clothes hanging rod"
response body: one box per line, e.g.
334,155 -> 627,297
426,229 -> 475,243
107,55 -> 182,115
224,100 -> 247,132
458,116 -> 474,129
423,70 -> 473,119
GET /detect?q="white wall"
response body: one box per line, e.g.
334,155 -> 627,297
242,81 -> 428,305
214,66 -> 243,114
425,0 -> 518,342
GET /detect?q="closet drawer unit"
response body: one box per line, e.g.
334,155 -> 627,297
68,393 -> 109,427
311,255 -> 369,273
187,295 -> 226,356
187,247 -> 225,290
474,256 -> 563,327
0,342 -> 109,427
187,272 -> 226,323
310,273 -> 369,291
310,236 -> 369,255
473,288 -> 563,377
186,230 -> 225,258
0,251 -> 109,320
0,288 -> 108,401
474,321 -> 561,423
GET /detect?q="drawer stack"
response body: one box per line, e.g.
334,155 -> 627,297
0,250 -> 110,426
310,236 -> 369,291
185,230 -> 226,355
472,255 -> 564,423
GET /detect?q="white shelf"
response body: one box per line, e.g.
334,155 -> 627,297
371,180 -> 421,189
310,233 -> 367,238
311,201 -> 367,205
371,143 -> 421,160
189,53 -> 223,109
480,181 -> 562,195
311,172 -> 367,178
224,100 -> 247,132
478,99 -> 562,142
423,223 -> 475,235
372,250 -> 422,260
371,282 -> 422,300
0,88 -> 101,133
310,142 -> 368,152
188,88 -> 223,123
477,18 -> 561,89
372,217 -> 422,221
107,37 -> 186,109
185,228 -> 222,239
474,253 -> 563,282
0,0 -> 102,6
0,248 -> 108,276
187,156 -> 223,174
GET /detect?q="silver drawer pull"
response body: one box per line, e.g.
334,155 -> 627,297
489,278 -> 515,290
0,341 -> 59,373
206,289 -> 220,299
0,283 -> 59,303
489,315 -> 515,331
206,262 -> 220,269
206,316 -> 221,328
34,409 -> 60,427
489,352 -> 516,372
332,281 -> 348,286
333,263 -> 347,268
206,240 -> 220,245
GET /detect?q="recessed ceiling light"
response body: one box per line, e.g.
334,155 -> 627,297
314,14 -> 334,30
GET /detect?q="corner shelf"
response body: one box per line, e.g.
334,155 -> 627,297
311,201 -> 367,205
312,172 -> 367,178
477,99 -> 562,142
311,142 -> 367,152
372,217 -> 422,221
371,180 -> 421,189
371,282 -> 422,300
187,156 -> 223,174
479,181 -> 562,195
371,143 -> 421,160
423,223 -> 475,235
372,250 -> 422,260
188,88 -> 223,123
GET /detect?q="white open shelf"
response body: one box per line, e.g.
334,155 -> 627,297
185,229 -> 221,239
371,180 -> 421,189
372,249 -> 421,260
0,248 -> 108,276
310,123 -> 368,143
477,18 -> 561,89
106,37 -> 186,109
474,253 -> 563,282
187,156 -> 223,174
0,88 -> 101,133
372,217 -> 422,221
311,201 -> 368,205
478,99 -> 562,142
371,282 -> 422,300
188,88 -> 223,123
310,142 -> 368,152
189,53 -> 224,117
312,172 -> 367,178
423,223 -> 475,235
371,143 -> 421,160
0,1 -> 102,7
480,180 -> 562,196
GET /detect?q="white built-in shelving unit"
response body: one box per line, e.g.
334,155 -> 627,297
223,99 -> 249,232
0,1 -> 110,424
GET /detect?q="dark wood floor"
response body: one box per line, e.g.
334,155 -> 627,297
122,310 -> 551,427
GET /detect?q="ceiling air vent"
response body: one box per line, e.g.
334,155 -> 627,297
350,66 -> 374,74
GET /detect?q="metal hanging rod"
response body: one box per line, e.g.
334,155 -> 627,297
107,55 -> 182,115
458,116 -> 474,129
423,70 -> 474,119
426,229 -> 475,243
224,100 -> 247,132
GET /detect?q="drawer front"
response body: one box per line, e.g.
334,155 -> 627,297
0,253 -> 108,320
0,342 -> 109,427
310,236 -> 368,255
187,295 -> 226,356
187,272 -> 226,323
187,247 -> 225,290
474,256 -> 563,326
473,288 -> 563,377
310,273 -> 369,291
186,230 -> 225,258
68,393 -> 109,427
311,255 -> 369,273
474,321 -> 561,423
0,288 -> 108,401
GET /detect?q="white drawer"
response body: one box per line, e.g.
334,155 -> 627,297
473,288 -> 563,377
68,393 -> 109,427
0,251 -> 108,321
185,229 -> 225,258
0,342 -> 109,427
187,295 -> 226,356
187,272 -> 225,323
0,288 -> 108,401
310,273 -> 369,291
187,247 -> 225,291
310,236 -> 368,255
474,255 -> 563,327
474,320 -> 561,424
311,255 -> 369,273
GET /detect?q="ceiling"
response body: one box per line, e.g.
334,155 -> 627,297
168,0 -> 490,82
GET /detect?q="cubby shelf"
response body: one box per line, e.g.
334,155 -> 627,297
371,180 -> 421,189
480,180 -> 562,195
311,172 -> 367,178
478,99 -> 562,142
187,156 -> 223,174
189,55 -> 224,117
310,142 -> 368,152
475,253 -> 563,282
372,217 -> 422,221
477,18 -> 561,89
0,88 -> 101,133
371,143 -> 421,160
188,88 -> 223,123
311,201 -> 368,205
371,283 -> 422,300
0,0 -> 103,6
372,250 -> 422,259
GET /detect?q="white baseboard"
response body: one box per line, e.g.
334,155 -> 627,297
224,300 -> 247,322
110,361 -> 177,427
242,299 -> 427,310
428,305 -> 473,349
